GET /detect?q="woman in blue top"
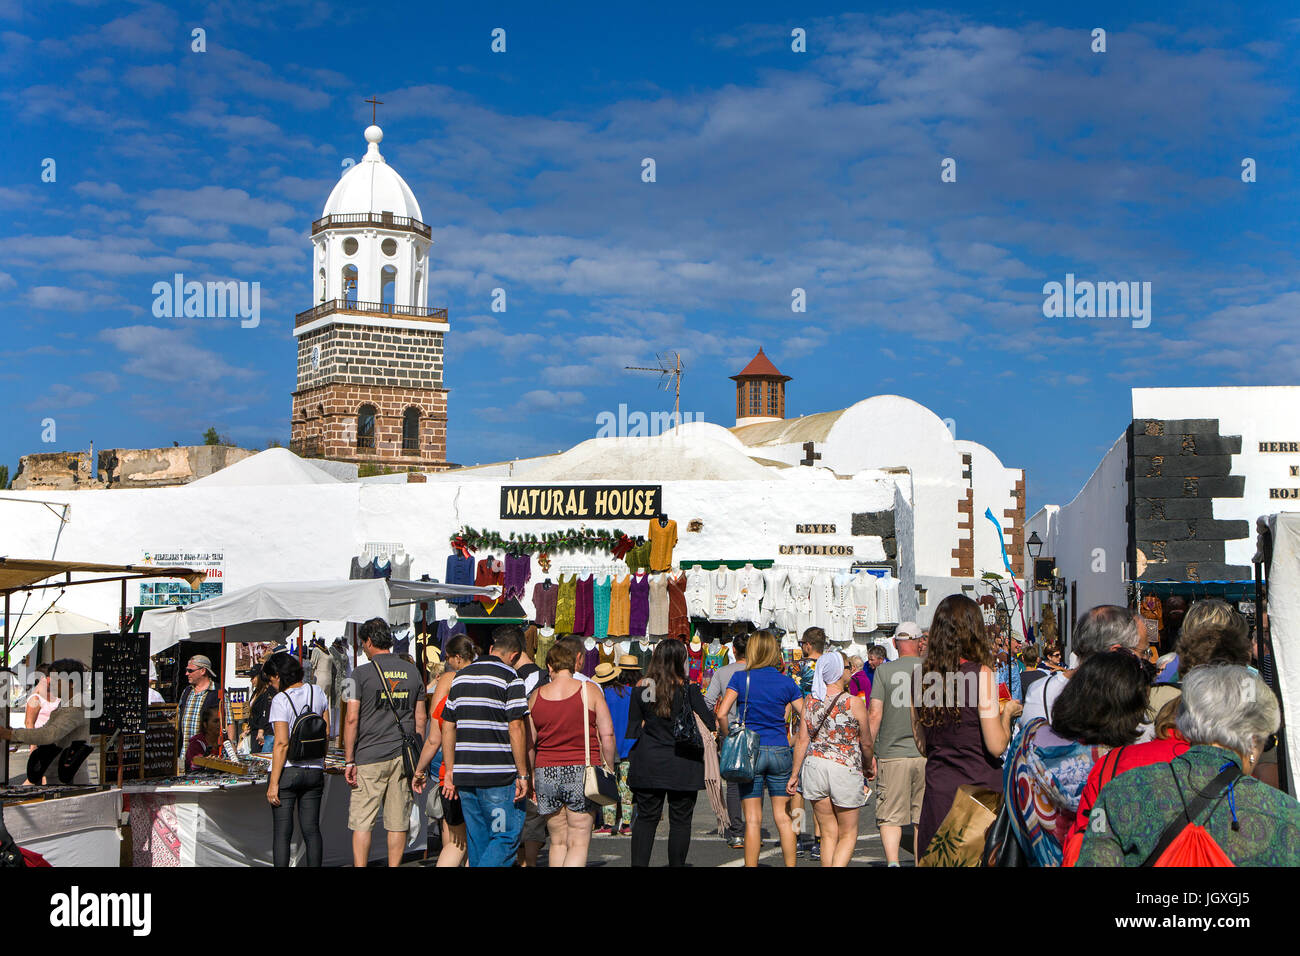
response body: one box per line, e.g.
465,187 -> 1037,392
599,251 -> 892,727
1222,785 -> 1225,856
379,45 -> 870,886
717,629 -> 806,867
597,656 -> 638,834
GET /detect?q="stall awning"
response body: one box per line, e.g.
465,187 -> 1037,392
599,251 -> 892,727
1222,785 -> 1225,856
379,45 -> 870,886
1133,580 -> 1256,601
453,596 -> 529,623
0,558 -> 205,593
387,580 -> 501,605
141,579 -> 391,653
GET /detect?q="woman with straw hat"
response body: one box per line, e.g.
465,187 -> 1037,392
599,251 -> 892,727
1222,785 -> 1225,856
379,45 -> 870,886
595,654 -> 639,835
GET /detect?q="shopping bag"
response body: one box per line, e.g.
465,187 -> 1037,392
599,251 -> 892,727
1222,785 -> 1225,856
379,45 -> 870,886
917,785 -> 1000,867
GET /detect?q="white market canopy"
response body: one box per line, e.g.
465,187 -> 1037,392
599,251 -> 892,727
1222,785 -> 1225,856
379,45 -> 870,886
141,578 -> 501,653
2,605 -> 112,664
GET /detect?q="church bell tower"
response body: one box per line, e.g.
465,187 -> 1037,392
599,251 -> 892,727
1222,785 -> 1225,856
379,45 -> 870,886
290,120 -> 449,470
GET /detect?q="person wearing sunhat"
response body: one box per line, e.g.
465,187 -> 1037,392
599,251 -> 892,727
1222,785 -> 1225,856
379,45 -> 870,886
595,655 -> 640,835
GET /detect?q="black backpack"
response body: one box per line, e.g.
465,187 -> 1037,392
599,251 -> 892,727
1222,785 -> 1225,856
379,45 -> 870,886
287,685 -> 329,762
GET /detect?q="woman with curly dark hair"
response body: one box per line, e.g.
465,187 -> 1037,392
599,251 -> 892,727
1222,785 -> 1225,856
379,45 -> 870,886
911,594 -> 1020,857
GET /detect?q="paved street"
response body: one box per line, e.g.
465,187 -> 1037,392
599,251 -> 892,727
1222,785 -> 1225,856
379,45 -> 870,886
421,794 -> 915,867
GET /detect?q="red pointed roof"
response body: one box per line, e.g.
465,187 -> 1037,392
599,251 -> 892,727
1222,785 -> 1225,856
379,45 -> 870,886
730,347 -> 791,382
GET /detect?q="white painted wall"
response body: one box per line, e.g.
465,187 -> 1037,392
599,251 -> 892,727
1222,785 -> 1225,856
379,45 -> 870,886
0,475 -> 904,631
1025,433 -> 1130,627
1132,387 -> 1300,567
957,440 -> 1023,579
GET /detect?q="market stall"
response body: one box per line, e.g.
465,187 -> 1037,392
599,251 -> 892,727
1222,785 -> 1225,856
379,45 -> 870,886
1265,512 -> 1299,797
131,576 -> 496,866
2,786 -> 122,867
123,760 -> 420,867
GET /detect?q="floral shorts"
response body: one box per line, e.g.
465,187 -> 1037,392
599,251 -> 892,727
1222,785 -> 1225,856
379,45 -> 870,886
535,764 -> 595,815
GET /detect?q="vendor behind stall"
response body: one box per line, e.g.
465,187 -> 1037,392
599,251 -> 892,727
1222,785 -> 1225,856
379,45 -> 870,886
185,707 -> 223,773
177,654 -> 228,771
0,659 -> 94,785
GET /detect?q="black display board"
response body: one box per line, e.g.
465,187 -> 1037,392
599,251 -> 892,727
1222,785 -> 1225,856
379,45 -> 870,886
102,704 -> 178,781
90,631 -> 150,735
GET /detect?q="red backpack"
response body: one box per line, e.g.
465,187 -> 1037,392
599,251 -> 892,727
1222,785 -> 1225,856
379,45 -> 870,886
1142,761 -> 1240,868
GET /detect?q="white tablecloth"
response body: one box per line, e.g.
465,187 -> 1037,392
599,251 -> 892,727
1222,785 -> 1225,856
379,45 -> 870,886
126,773 -> 427,866
4,788 -> 122,866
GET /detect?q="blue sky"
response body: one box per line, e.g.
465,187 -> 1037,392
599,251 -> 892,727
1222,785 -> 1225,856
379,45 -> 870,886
2,1 -> 1297,512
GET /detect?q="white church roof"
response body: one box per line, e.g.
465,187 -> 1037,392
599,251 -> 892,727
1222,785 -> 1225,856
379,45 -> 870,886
188,448 -> 342,487
322,125 -> 423,221
522,435 -> 779,481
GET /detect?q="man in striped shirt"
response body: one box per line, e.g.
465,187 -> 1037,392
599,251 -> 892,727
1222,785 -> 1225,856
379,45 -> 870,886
441,624 -> 530,867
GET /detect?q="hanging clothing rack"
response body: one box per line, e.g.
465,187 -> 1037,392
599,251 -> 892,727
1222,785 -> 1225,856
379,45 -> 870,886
553,563 -> 635,576
361,542 -> 404,562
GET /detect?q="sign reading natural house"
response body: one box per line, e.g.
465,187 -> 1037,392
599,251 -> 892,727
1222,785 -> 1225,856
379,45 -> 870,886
500,485 -> 663,520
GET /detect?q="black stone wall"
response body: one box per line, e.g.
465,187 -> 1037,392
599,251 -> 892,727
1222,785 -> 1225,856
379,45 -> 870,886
1129,419 -> 1251,582
852,510 -> 897,564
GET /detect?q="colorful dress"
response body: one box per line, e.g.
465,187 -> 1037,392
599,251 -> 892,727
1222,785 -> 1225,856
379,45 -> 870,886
702,645 -> 729,688
667,573 -> 690,640
607,576 -> 631,637
574,575 -> 595,637
531,581 -> 558,628
593,577 -> 611,639
555,574 -> 577,634
647,573 -> 669,636
686,641 -> 705,685
628,573 -> 650,638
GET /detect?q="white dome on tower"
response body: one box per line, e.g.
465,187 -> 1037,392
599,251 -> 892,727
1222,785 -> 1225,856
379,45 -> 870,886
322,124 -> 423,221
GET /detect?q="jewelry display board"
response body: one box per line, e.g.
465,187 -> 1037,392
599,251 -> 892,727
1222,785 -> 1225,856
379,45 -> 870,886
90,631 -> 150,735
101,704 -> 178,782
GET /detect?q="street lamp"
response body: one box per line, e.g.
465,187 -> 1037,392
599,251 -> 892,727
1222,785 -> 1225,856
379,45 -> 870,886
1027,531 -> 1043,561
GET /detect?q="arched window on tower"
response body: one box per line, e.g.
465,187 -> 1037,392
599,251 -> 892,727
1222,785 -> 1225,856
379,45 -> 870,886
341,265 -> 358,305
356,403 -> 376,450
380,265 -> 397,310
318,267 -> 326,302
402,406 -> 420,456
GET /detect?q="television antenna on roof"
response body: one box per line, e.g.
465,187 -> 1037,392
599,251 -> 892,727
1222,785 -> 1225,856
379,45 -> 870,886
625,351 -> 685,423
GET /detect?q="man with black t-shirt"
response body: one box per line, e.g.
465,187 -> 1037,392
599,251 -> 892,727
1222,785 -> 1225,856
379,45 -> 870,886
343,618 -> 426,867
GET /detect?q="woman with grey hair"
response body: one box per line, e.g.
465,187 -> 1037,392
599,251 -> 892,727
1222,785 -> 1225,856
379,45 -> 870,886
1076,665 -> 1300,866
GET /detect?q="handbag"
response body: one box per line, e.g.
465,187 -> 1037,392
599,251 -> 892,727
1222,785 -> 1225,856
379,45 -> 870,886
981,796 -> 1029,867
581,680 -> 619,806
373,659 -> 422,780
719,671 -> 760,782
672,681 -> 704,754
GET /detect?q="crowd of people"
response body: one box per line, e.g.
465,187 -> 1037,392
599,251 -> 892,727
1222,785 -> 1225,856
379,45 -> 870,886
212,590 -> 1296,868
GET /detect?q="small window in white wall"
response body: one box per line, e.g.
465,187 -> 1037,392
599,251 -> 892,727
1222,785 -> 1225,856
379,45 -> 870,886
343,237 -> 359,256
380,265 -> 397,307
381,238 -> 397,257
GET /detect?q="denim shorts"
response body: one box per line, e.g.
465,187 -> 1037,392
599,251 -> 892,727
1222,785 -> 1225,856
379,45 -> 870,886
738,745 -> 793,800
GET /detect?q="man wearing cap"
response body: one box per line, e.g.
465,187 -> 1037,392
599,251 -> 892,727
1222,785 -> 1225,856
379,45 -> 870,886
867,622 -> 925,866
177,653 -> 221,772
